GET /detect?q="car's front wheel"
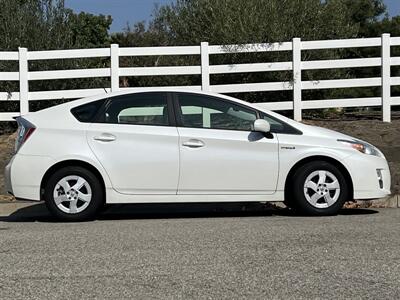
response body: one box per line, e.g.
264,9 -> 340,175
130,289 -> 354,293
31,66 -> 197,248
44,166 -> 104,221
288,161 -> 350,216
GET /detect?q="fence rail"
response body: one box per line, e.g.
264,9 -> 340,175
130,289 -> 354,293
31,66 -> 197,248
0,34 -> 399,122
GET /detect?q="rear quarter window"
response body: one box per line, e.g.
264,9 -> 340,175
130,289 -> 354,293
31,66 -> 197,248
71,100 -> 105,123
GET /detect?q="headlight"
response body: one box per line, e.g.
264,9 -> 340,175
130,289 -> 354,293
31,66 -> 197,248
338,139 -> 384,157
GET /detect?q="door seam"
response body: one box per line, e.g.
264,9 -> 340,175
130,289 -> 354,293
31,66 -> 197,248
176,127 -> 181,195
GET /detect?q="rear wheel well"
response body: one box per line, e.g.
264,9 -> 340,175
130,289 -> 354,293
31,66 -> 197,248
284,156 -> 354,202
40,160 -> 105,201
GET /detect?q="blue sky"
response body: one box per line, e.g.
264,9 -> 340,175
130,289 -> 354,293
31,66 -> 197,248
65,0 -> 174,32
385,0 -> 400,16
65,0 -> 400,33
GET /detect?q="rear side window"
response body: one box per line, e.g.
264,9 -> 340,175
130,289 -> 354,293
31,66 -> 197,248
103,92 -> 169,126
71,100 -> 105,123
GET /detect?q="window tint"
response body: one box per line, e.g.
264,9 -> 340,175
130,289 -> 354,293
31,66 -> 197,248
71,100 -> 105,123
103,93 -> 169,126
178,93 -> 257,131
261,113 -> 302,134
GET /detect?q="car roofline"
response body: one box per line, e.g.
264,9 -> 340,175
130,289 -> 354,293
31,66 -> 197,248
26,88 -> 303,129
64,88 -> 270,112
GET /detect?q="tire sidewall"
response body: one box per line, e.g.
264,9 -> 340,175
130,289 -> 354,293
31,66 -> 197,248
292,161 -> 349,216
44,166 -> 103,221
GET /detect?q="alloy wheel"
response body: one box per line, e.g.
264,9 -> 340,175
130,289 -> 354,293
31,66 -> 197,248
303,170 -> 341,209
53,175 -> 92,214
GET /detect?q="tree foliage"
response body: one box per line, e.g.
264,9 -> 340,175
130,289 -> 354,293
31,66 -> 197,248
155,0 -> 359,45
0,0 -> 399,120
0,0 -> 112,114
0,0 -> 112,51
113,0 -> 361,103
112,0 -> 400,108
342,0 -> 387,37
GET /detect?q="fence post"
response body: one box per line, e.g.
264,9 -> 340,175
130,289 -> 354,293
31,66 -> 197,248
201,42 -> 210,91
18,47 -> 29,115
381,33 -> 391,122
111,44 -> 120,92
292,38 -> 302,121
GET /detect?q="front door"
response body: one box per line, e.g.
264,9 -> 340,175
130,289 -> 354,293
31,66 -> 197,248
175,92 -> 279,195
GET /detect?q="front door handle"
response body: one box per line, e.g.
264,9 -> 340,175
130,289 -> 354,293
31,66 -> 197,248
93,133 -> 116,142
182,139 -> 205,148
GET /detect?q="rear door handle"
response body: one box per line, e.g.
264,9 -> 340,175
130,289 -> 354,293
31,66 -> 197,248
93,133 -> 116,142
182,139 -> 205,148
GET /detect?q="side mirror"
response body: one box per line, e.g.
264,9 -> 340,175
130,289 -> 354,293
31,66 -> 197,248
253,119 -> 270,133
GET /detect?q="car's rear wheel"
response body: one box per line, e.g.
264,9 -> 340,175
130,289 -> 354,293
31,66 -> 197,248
44,166 -> 104,221
288,161 -> 349,216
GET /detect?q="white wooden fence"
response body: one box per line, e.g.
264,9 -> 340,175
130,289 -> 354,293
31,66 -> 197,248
1,33 -> 399,122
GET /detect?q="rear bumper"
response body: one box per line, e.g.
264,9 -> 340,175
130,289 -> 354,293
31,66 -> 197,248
4,156 -> 14,195
343,153 -> 391,200
5,154 -> 53,201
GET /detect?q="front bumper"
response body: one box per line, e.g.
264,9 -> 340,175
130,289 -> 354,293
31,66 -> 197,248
343,153 -> 391,200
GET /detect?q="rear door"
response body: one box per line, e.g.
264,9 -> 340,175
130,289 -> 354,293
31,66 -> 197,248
86,92 -> 179,195
175,92 -> 279,195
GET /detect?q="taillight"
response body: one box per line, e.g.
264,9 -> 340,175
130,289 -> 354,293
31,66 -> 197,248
15,117 -> 36,153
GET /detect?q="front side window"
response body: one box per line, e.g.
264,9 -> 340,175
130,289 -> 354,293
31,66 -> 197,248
177,93 -> 257,131
103,93 -> 169,126
261,113 -> 302,134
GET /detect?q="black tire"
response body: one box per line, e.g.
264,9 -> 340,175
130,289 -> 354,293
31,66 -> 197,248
287,161 -> 349,216
44,166 -> 104,221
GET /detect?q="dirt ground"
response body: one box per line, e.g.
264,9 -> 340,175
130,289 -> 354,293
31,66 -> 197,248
0,119 -> 398,198
0,132 -> 15,199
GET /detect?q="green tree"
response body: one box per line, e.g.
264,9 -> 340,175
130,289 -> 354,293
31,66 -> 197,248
69,12 -> 112,48
156,0 -> 358,45
113,0 -> 400,113
113,0 -> 361,106
0,0 -> 112,51
0,0 -> 70,51
342,0 -> 387,37
0,0 -> 113,115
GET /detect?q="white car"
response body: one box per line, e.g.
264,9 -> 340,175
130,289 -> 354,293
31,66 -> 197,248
5,90 -> 391,221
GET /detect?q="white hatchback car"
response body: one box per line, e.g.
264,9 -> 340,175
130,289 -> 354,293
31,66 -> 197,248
5,90 -> 391,221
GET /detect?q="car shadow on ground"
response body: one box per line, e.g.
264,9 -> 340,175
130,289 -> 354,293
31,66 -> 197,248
0,202 -> 379,223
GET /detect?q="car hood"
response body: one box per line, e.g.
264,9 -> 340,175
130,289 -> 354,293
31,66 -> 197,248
297,123 -> 356,140
257,109 -> 357,141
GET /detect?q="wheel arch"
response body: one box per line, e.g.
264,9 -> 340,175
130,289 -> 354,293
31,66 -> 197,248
284,155 -> 354,202
40,159 -> 106,201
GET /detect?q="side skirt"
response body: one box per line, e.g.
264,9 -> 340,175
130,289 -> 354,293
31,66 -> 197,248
105,189 -> 285,204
